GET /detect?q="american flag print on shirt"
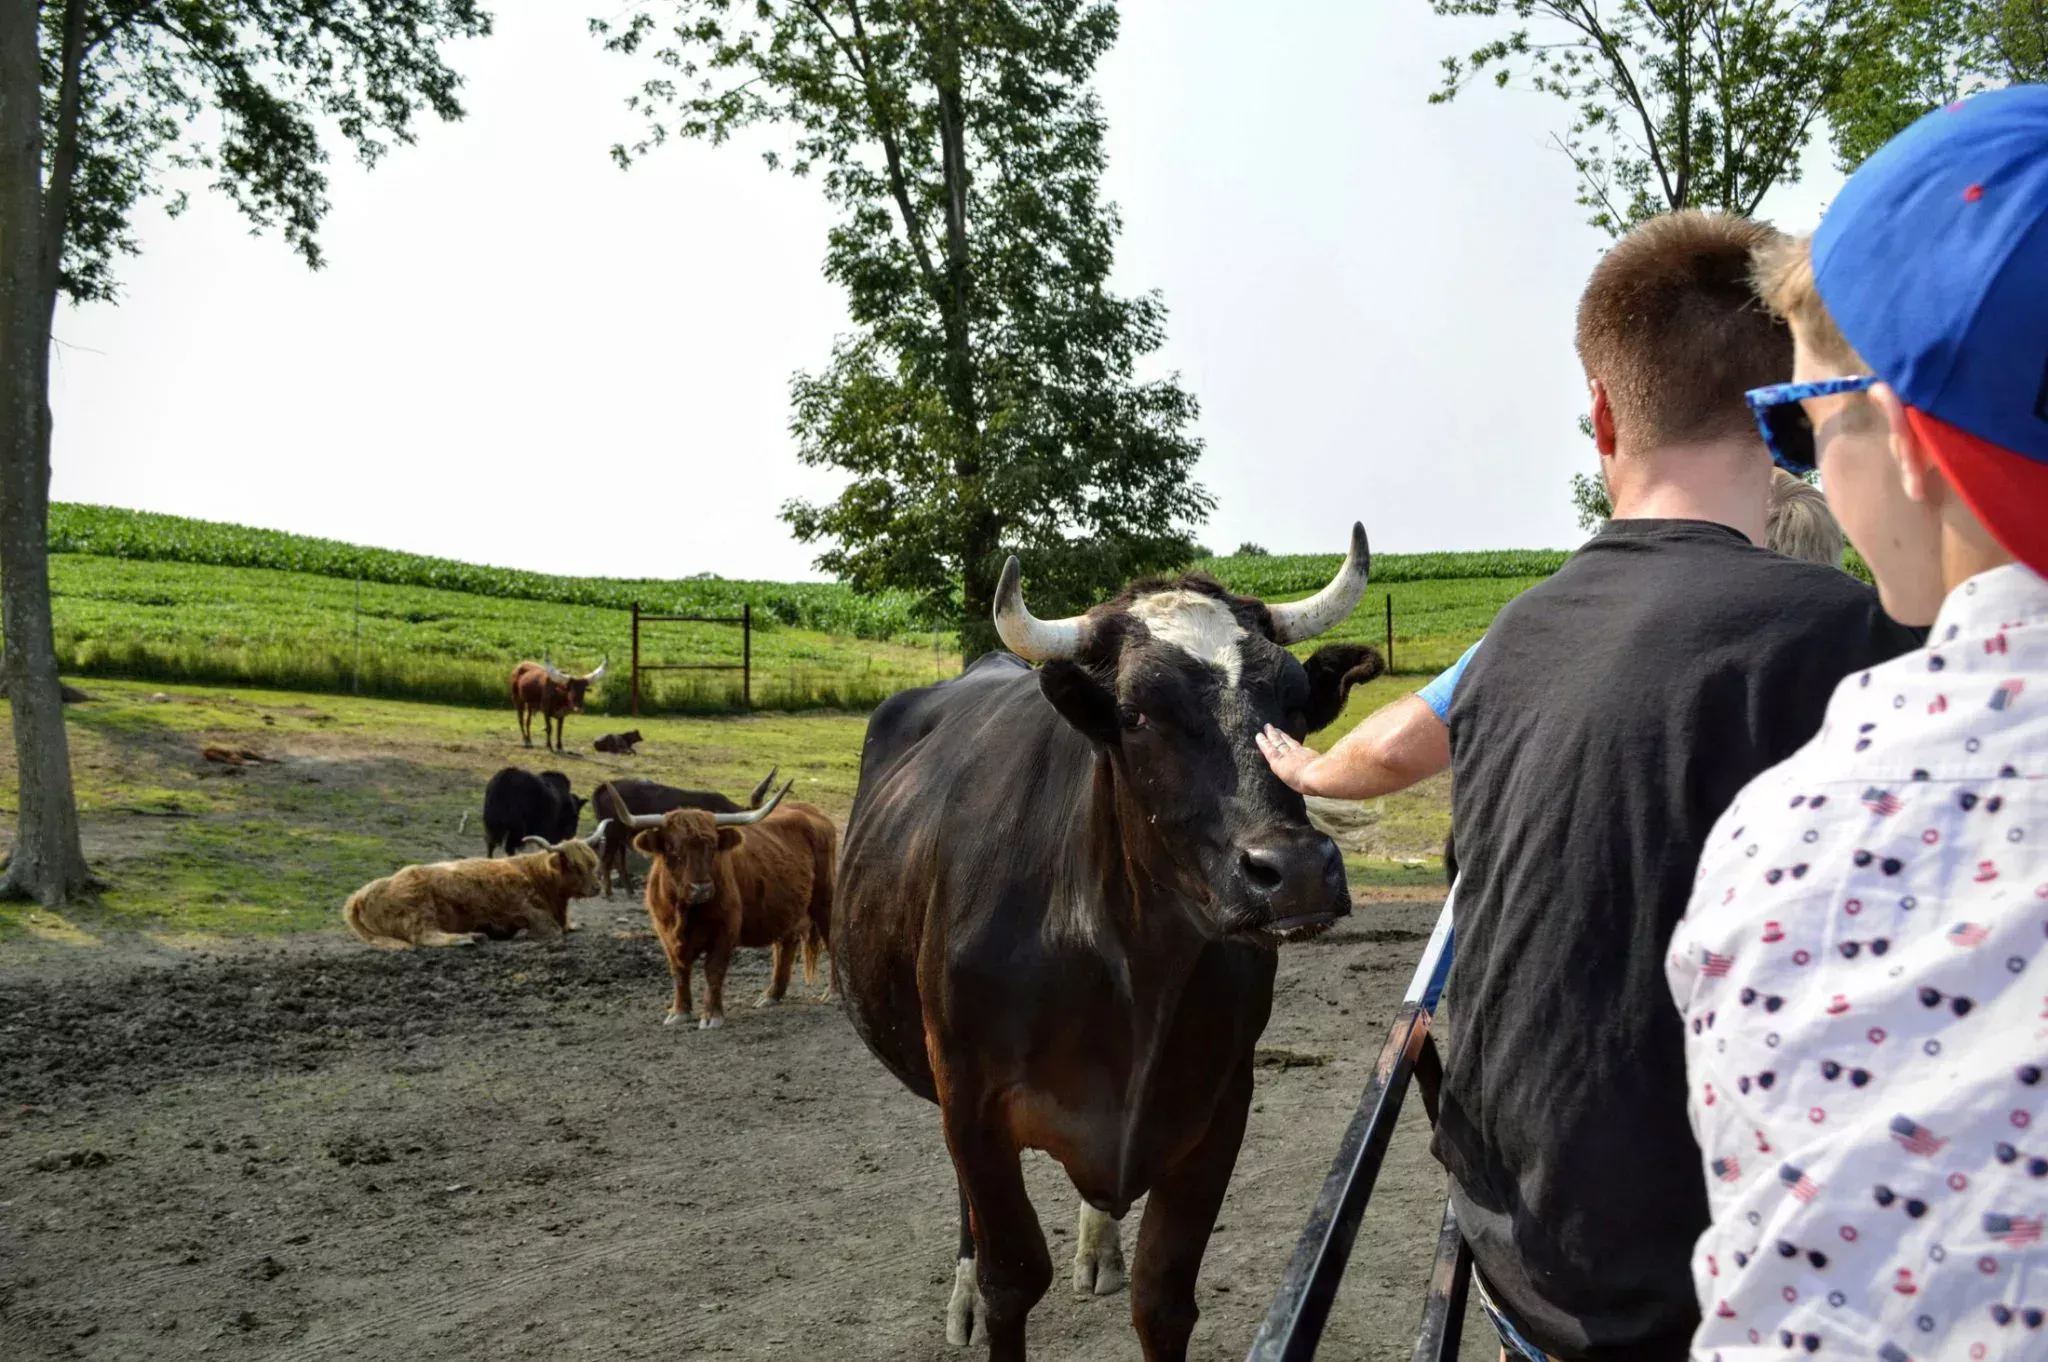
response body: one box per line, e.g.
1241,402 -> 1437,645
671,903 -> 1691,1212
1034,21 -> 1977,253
1778,1163 -> 1819,1202
1985,1213 -> 2044,1247
1890,1115 -> 1948,1157
1666,564 -> 2048,1361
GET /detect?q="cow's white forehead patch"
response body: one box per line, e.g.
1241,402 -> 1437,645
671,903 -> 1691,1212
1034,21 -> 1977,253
1127,590 -> 1245,684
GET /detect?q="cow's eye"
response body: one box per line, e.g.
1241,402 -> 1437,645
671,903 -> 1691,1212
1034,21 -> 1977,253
1118,704 -> 1148,731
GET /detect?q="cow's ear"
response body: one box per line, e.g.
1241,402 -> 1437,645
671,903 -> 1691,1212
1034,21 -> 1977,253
633,829 -> 663,855
1040,660 -> 1120,745
1301,644 -> 1385,734
716,827 -> 744,851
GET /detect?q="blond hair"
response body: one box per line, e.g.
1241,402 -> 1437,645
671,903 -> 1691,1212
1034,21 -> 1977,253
1751,235 -> 1870,374
1767,468 -> 1846,568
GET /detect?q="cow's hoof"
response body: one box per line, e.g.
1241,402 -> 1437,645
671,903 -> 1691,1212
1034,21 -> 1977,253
1072,1206 -> 1126,1297
663,1011 -> 690,1027
753,992 -> 781,1009
699,1015 -> 725,1030
945,1257 -> 980,1346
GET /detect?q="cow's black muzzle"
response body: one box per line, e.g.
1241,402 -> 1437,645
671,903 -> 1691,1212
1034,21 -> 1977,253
1230,833 -> 1349,938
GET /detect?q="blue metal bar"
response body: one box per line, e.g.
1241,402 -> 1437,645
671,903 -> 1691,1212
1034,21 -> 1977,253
1246,891 -> 1456,1362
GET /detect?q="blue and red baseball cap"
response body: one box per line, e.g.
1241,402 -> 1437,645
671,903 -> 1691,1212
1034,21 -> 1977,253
1812,84 -> 2048,574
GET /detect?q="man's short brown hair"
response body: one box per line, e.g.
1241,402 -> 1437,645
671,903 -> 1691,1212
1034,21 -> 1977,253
1576,210 -> 1793,449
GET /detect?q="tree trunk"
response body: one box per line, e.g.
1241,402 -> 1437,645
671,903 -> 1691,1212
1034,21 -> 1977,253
930,9 -> 999,664
0,0 -> 93,904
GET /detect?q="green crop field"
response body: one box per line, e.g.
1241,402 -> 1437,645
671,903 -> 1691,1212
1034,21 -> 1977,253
50,555 -> 956,714
40,502 -> 1561,711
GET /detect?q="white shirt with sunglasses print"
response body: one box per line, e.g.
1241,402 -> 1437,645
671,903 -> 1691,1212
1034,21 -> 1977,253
1668,563 -> 2048,1361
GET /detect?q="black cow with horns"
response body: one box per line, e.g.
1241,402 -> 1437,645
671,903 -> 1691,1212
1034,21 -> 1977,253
834,526 -> 1384,1362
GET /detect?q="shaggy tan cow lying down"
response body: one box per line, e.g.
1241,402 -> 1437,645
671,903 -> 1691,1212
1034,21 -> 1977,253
344,830 -> 609,949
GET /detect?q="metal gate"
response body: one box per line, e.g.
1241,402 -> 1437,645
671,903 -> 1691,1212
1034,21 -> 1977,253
1247,891 -> 1471,1362
629,602 -> 752,714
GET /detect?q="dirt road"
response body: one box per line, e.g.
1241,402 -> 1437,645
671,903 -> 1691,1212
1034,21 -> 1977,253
0,894 -> 1486,1361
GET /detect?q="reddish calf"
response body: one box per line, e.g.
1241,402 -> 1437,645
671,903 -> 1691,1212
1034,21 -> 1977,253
607,782 -> 836,1029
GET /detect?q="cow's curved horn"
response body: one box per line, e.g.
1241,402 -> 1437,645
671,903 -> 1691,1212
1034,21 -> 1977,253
519,835 -> 551,853
544,661 -> 569,683
747,767 -> 778,808
585,657 -> 608,684
597,783 -> 667,831
1266,523 -> 1372,645
584,817 -> 617,849
993,556 -> 1088,662
714,779 -> 792,827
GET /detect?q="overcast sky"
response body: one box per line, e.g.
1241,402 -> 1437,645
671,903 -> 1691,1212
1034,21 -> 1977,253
48,1 -> 1843,582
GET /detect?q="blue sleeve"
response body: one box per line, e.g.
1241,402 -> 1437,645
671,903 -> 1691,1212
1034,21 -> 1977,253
1415,641 -> 1481,723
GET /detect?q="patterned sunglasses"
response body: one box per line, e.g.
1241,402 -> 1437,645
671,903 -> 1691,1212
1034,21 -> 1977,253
1745,377 -> 1880,473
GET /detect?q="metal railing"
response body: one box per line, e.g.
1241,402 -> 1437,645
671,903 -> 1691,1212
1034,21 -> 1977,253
1248,890 -> 1467,1361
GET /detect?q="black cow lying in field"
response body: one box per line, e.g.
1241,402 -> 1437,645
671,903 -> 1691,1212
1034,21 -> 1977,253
482,767 -> 584,857
588,768 -> 779,897
836,527 -> 1382,1360
594,730 -> 644,755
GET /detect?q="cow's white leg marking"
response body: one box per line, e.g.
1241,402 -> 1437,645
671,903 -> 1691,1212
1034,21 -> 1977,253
1071,1203 -> 1126,1297
662,1010 -> 689,1027
698,1015 -> 724,1030
945,1256 -> 981,1346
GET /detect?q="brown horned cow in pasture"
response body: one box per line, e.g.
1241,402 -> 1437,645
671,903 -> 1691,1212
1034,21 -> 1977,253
510,657 -> 608,752
602,780 -> 836,1029
588,768 -> 780,898
342,823 -> 615,949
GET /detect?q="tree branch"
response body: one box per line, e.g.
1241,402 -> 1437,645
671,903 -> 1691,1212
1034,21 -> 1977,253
1550,0 -> 1681,210
800,0 -> 944,305
39,0 -> 93,311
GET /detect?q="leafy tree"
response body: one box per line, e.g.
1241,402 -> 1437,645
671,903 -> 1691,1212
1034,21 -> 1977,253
0,0 -> 489,905
1425,0 -> 1875,236
1568,470 -> 1611,532
595,0 -> 1210,659
1423,0 -> 1892,532
1234,542 -> 1269,558
1829,0 -> 2046,168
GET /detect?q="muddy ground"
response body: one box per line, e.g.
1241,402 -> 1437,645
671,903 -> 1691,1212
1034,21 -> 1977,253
0,892 -> 1488,1361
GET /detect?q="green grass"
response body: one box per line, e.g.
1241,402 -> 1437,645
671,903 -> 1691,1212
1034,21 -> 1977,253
49,501 -> 1559,638
0,677 -> 1449,942
36,500 -> 1552,726
0,679 -> 875,940
51,554 -> 956,714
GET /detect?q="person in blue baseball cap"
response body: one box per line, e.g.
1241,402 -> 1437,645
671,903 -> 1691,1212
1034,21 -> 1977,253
1667,84 -> 2048,1362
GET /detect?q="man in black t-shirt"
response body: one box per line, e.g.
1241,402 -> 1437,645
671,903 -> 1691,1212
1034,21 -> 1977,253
1435,212 -> 1924,1361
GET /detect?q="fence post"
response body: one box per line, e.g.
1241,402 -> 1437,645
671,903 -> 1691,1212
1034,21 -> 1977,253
352,575 -> 362,694
1385,593 -> 1395,673
742,604 -> 753,711
630,603 -> 641,718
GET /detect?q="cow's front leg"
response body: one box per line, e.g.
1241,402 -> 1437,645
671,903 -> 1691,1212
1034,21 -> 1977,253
943,1097 -> 1049,1362
699,934 -> 733,1029
655,919 -> 693,1025
1130,1056 -> 1253,1362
